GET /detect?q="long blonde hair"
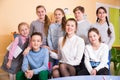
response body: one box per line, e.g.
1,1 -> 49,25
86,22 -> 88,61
62,18 -> 77,47
36,5 -> 50,36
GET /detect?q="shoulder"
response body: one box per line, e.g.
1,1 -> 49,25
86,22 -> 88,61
49,23 -> 56,29
75,35 -> 84,42
101,43 -> 108,49
85,44 -> 91,49
41,48 -> 49,53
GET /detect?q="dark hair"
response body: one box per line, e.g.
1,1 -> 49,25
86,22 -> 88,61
88,27 -> 101,42
36,5 -> 50,36
96,6 -> 111,37
31,32 -> 43,41
54,8 -> 66,31
73,6 -> 85,13
18,22 -> 29,32
62,18 -> 77,47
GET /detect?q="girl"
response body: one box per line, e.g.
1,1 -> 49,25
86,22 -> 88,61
78,28 -> 109,75
92,6 -> 115,50
30,5 -> 50,46
1,22 -> 29,80
92,7 -> 115,72
50,18 -> 85,77
73,6 -> 91,45
47,8 -> 66,66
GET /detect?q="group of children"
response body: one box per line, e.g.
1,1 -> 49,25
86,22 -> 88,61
1,5 -> 115,80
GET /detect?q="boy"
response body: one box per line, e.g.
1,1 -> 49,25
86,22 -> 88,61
16,32 -> 49,80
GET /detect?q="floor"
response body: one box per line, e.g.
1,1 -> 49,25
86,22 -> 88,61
0,62 -> 119,80
0,69 -> 9,80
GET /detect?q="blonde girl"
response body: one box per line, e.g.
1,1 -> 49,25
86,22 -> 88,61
1,22 -> 29,80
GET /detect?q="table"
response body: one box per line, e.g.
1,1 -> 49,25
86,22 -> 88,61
49,75 -> 120,80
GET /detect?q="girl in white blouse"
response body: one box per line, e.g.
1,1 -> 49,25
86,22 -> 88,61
50,18 -> 85,77
78,28 -> 109,75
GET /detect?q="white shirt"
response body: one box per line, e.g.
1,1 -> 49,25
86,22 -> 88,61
84,43 -> 109,74
50,34 -> 85,66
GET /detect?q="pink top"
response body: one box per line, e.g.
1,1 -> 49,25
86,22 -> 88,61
8,35 -> 28,60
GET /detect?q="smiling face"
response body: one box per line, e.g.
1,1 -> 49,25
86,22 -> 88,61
31,35 -> 42,51
74,10 -> 84,21
96,8 -> 107,21
88,31 -> 100,45
18,23 -> 29,37
65,20 -> 77,36
36,7 -> 46,20
54,9 -> 64,23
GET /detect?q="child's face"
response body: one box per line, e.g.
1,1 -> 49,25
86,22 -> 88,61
65,20 -> 76,35
31,35 -> 42,51
19,25 -> 29,37
74,10 -> 84,21
88,31 -> 100,45
36,7 -> 46,19
54,10 -> 64,22
97,9 -> 107,21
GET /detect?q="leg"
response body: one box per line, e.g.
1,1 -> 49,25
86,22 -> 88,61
52,65 -> 60,78
67,64 -> 76,76
16,71 -> 26,80
59,63 -> 70,77
9,73 -> 14,80
13,74 -> 16,80
38,70 -> 48,80
97,67 -> 109,75
77,68 -> 90,75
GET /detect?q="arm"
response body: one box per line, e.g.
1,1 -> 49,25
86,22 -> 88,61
8,37 -> 19,60
33,49 -> 49,74
22,55 -> 29,72
50,37 -> 62,60
84,46 -> 93,74
67,39 -> 85,65
108,23 -> 115,49
47,25 -> 54,50
95,45 -> 109,71
29,22 -> 34,36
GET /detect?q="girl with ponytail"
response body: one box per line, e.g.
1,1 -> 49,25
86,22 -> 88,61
92,6 -> 115,74
93,6 -> 115,50
50,18 -> 85,78
30,5 -> 50,46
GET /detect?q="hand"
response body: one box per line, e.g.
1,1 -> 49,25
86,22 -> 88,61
42,45 -> 50,50
6,59 -> 12,69
52,50 -> 58,53
52,65 -> 59,70
26,70 -> 34,79
91,69 -> 97,75
23,47 -> 31,56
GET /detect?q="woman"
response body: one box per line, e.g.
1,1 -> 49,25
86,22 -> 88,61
50,18 -> 85,77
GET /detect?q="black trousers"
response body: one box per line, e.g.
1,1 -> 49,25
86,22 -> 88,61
78,67 -> 109,75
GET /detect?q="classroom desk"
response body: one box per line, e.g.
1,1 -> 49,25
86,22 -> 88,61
49,75 -> 120,80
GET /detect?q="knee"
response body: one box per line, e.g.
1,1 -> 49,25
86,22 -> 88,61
52,69 -> 60,78
16,71 -> 24,80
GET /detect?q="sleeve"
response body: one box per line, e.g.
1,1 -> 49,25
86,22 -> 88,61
50,38 -> 61,60
67,39 -> 85,65
29,22 -> 34,36
22,55 -> 29,72
33,49 -> 49,74
8,37 -> 19,60
108,23 -> 115,49
84,46 -> 93,74
95,45 -> 109,71
47,25 -> 54,50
